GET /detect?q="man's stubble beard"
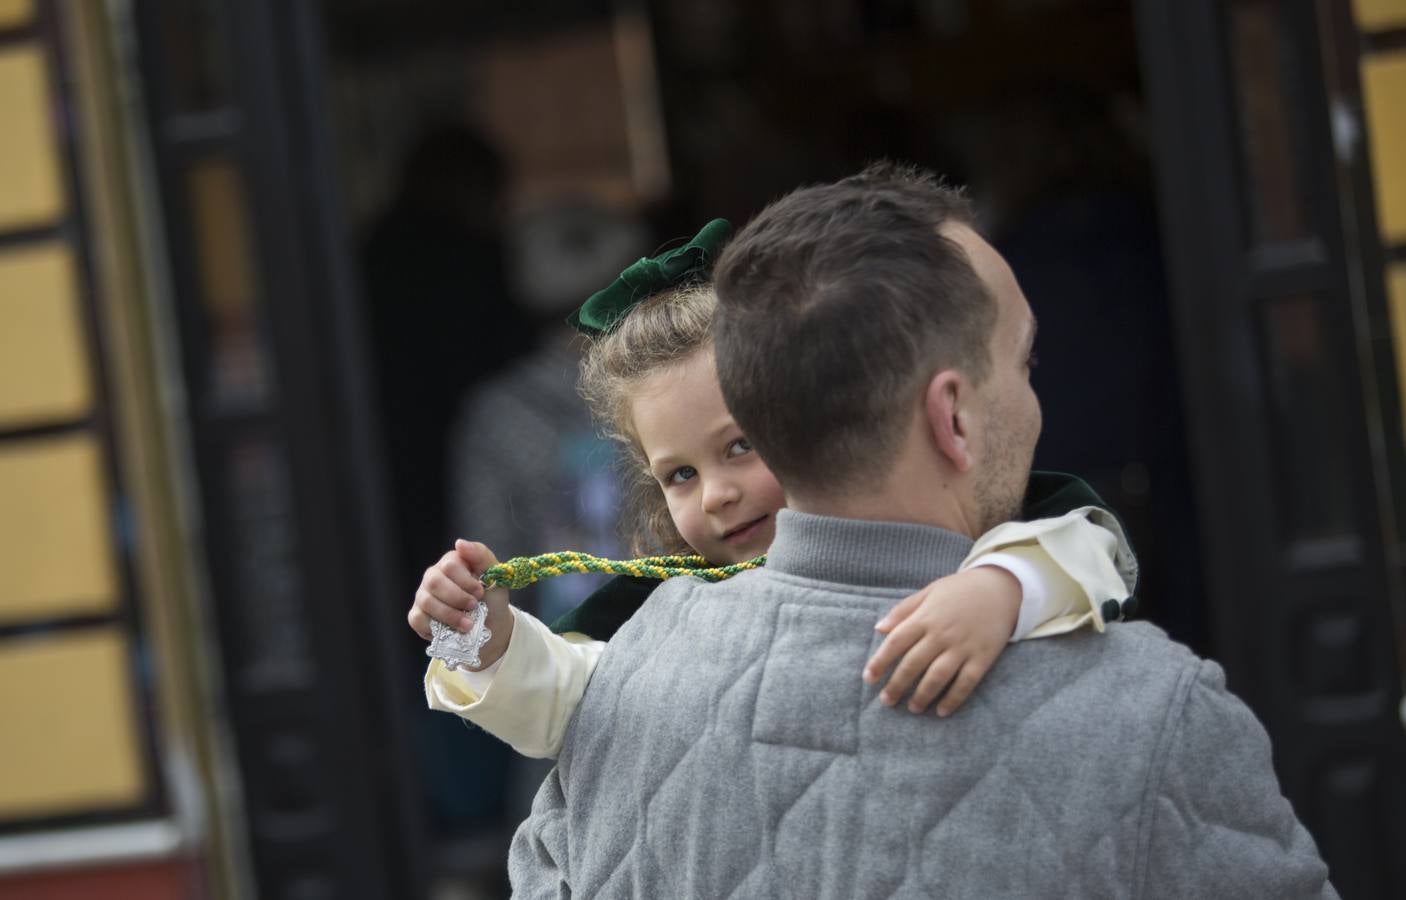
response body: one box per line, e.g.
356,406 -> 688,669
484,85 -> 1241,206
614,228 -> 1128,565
974,405 -> 1036,533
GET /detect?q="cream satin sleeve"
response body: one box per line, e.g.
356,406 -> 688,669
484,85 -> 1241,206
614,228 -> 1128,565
424,607 -> 605,759
959,506 -> 1138,640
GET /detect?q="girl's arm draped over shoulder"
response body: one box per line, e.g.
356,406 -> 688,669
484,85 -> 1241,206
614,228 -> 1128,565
863,471 -> 1140,716
964,510 -> 1137,638
1018,470 -> 1139,601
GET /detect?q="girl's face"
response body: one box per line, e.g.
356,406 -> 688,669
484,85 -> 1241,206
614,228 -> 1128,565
630,348 -> 786,564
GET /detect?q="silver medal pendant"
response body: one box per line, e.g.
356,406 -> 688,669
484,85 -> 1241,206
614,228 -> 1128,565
427,602 -> 493,671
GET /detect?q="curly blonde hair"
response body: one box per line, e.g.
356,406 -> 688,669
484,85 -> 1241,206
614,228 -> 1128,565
577,282 -> 717,556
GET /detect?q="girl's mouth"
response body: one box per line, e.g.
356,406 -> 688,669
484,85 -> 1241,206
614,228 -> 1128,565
722,515 -> 768,545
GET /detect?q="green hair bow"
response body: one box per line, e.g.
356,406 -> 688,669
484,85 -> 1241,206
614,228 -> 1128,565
568,218 -> 732,336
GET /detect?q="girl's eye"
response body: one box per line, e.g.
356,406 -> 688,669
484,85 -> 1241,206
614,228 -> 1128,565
727,438 -> 753,457
1026,350 -> 1040,370
667,466 -> 697,486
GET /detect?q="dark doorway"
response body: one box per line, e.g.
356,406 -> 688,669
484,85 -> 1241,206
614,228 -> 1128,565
320,1 -> 1205,895
641,0 -> 1206,654
1135,1 -> 1406,897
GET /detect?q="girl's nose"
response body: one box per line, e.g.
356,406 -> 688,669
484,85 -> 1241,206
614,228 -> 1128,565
701,478 -> 740,513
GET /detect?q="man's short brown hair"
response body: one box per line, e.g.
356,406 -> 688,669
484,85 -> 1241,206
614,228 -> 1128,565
712,162 -> 996,495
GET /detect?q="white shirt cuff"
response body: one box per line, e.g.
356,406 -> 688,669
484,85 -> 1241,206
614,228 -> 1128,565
457,647 -> 506,694
424,606 -> 605,758
973,551 -> 1068,642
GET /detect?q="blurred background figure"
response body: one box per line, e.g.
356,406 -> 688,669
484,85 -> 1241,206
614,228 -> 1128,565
452,199 -> 648,629
0,1 -> 1403,899
362,124 -> 533,608
420,198 -> 647,839
361,123 -> 536,841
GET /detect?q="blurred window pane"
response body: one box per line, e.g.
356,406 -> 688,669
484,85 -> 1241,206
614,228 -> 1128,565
154,0 -> 234,113
0,243 -> 93,429
0,433 -> 118,624
1228,1 -> 1310,246
186,158 -> 275,410
1352,0 -> 1406,31
1360,53 -> 1406,244
0,45 -> 66,229
0,0 -> 34,30
0,629 -> 147,820
1259,295 -> 1357,543
1388,264 -> 1406,443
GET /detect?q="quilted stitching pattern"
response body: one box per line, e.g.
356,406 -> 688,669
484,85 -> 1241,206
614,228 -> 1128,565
510,567 -> 1329,899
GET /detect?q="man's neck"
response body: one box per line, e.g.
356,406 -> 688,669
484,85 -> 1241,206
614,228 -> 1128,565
788,493 -> 978,538
781,413 -> 986,538
786,466 -> 981,539
763,508 -> 974,590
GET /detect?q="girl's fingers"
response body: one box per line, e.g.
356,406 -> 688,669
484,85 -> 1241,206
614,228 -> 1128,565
863,622 -> 924,685
876,635 -> 940,707
935,663 -> 986,718
409,546 -> 492,641
424,568 -> 481,609
416,589 -> 478,633
874,590 -> 926,634
455,539 -> 500,574
409,590 -> 460,638
434,553 -> 484,596
407,598 -> 432,640
907,652 -> 961,713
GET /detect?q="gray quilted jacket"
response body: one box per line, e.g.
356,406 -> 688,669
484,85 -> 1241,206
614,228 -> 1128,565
509,511 -> 1335,899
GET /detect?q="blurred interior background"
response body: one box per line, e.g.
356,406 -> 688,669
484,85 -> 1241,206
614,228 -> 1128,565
0,0 -> 1404,897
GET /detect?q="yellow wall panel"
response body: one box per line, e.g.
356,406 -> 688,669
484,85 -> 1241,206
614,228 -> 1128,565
0,0 -> 32,29
1363,53 -> 1406,244
0,243 -> 93,427
1390,265 -> 1406,443
188,159 -> 257,319
1354,0 -> 1406,30
0,433 -> 118,624
0,629 -> 146,818
0,45 -> 65,230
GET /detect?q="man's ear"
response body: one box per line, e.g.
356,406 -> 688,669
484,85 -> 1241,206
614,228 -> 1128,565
924,370 -> 973,472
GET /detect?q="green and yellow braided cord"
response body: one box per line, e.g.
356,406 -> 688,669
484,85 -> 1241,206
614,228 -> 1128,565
479,550 -> 765,590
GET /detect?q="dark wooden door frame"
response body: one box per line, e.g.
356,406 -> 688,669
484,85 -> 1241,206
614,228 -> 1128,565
127,1 -> 427,896
1133,1 -> 1406,897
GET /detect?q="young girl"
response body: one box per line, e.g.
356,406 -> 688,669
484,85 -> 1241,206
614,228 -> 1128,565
409,220 -> 1137,758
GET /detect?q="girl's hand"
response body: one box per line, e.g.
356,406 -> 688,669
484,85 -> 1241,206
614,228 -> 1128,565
408,540 -> 514,669
862,566 -> 1021,717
